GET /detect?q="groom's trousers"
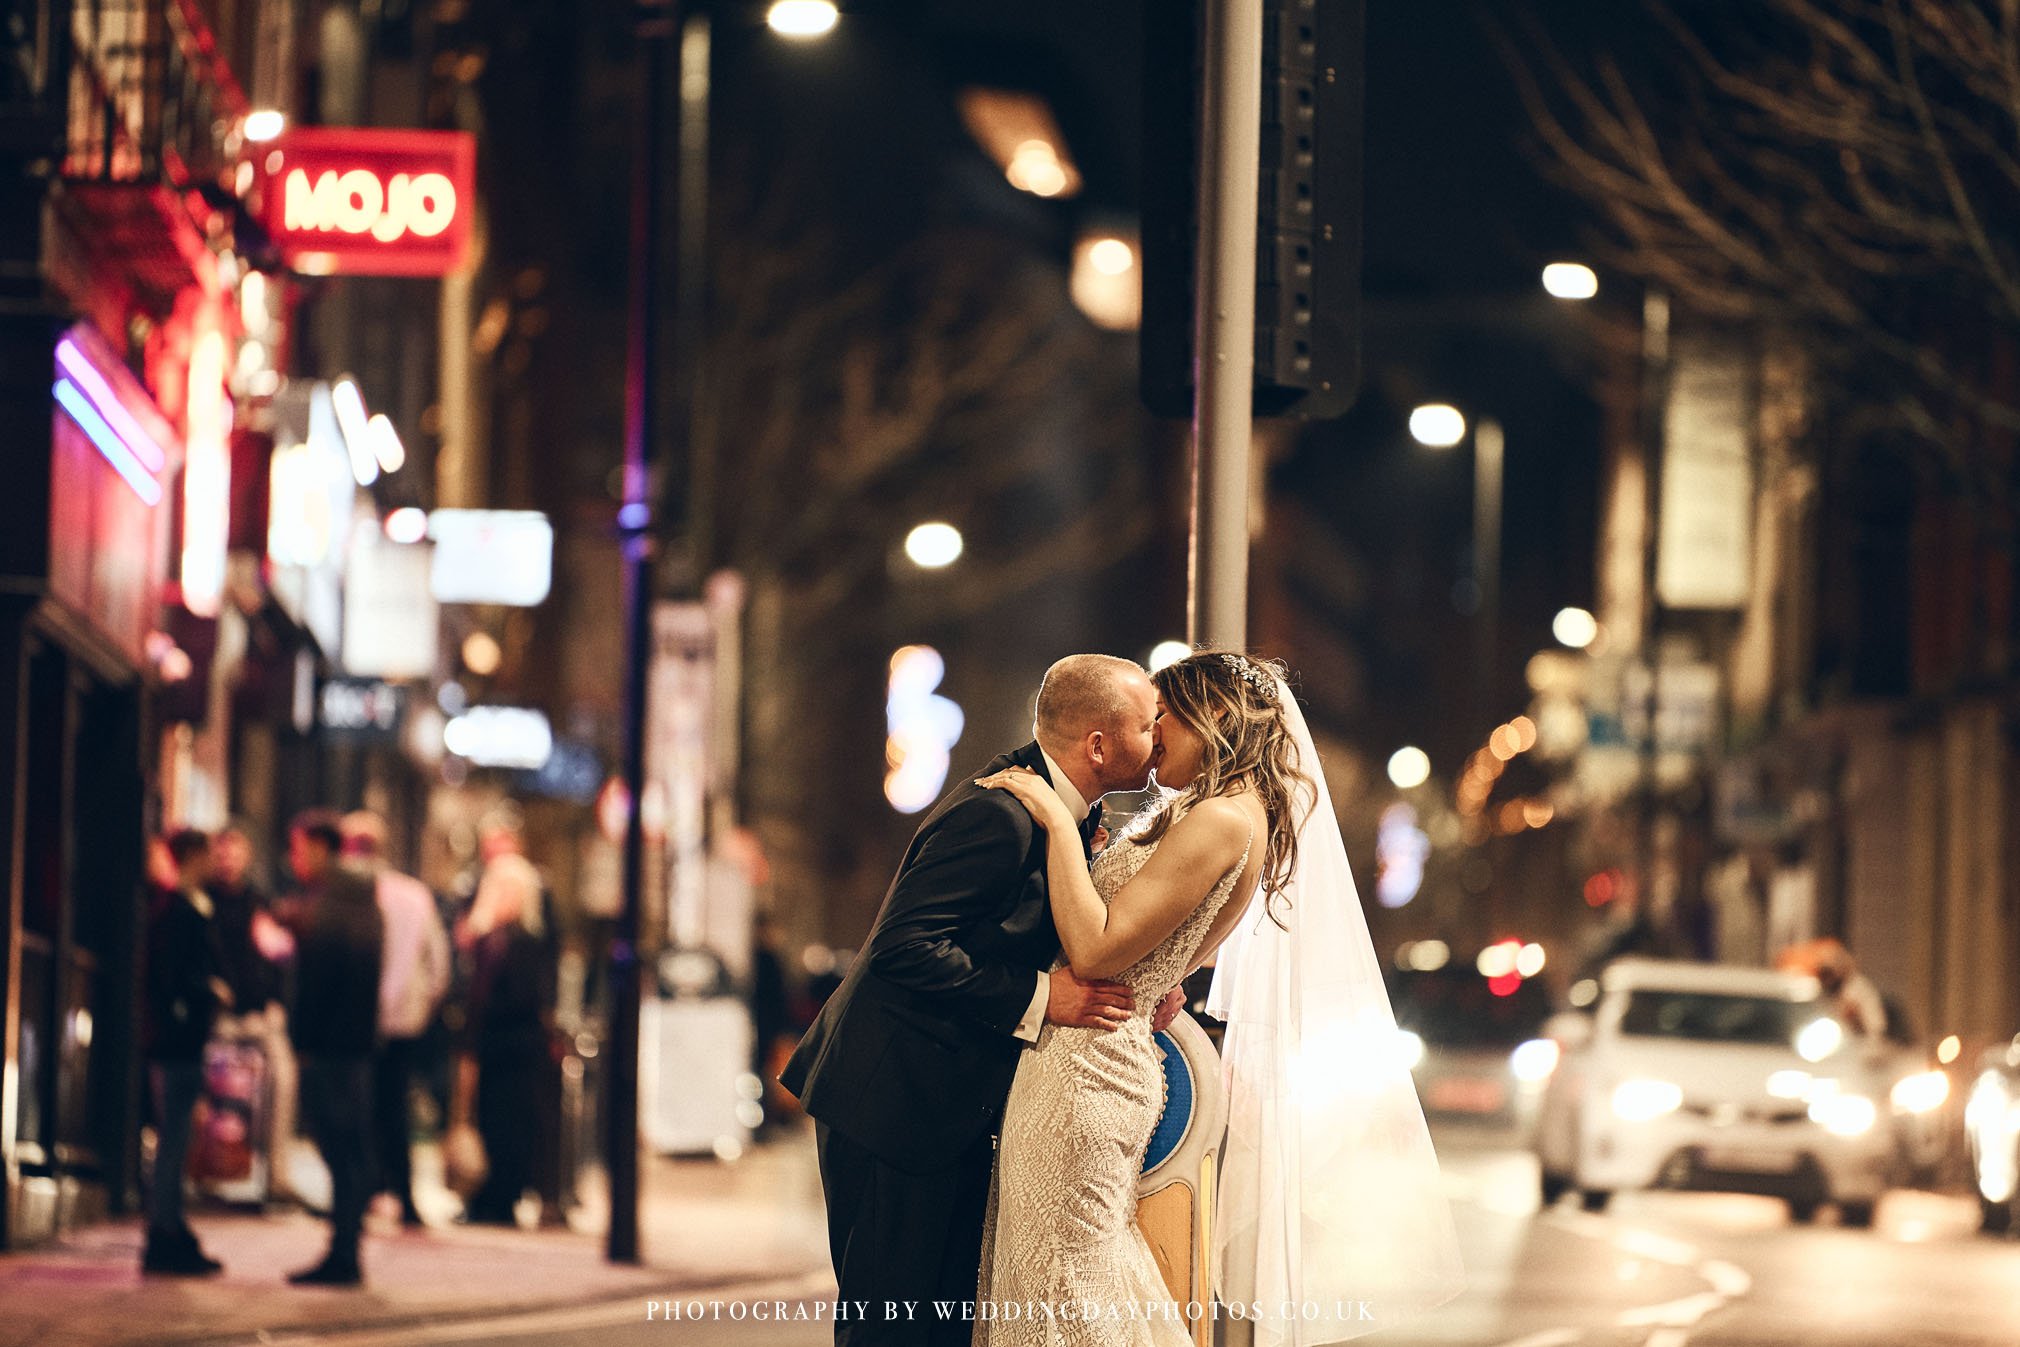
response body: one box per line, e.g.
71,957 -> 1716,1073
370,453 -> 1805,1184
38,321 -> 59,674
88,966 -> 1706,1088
815,1122 -> 994,1347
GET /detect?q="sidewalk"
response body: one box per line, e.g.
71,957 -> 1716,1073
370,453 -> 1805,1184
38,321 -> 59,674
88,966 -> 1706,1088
0,1125 -> 832,1347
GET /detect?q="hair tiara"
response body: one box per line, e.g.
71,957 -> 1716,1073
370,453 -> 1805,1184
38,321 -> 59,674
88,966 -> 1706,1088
1220,653 -> 1279,701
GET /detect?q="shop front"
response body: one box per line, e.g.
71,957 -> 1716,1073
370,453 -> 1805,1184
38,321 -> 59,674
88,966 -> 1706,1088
0,320 -> 181,1247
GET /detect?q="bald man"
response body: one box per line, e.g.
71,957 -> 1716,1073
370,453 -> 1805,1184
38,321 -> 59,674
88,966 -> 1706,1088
782,654 -> 1173,1346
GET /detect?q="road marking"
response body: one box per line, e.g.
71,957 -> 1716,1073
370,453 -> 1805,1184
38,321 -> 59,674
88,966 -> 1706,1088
1617,1291 -> 1725,1328
1700,1259 -> 1752,1298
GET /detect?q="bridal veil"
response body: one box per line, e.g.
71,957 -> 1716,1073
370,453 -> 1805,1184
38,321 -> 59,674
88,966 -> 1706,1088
1205,674 -> 1465,1344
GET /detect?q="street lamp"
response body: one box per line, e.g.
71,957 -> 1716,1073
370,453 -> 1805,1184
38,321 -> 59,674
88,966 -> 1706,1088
609,0 -> 831,1267
1147,639 -> 1191,672
1387,746 -> 1432,790
766,0 -> 838,38
1552,606 -> 1599,650
1411,402 -> 1504,728
1408,402 -> 1466,448
904,521 -> 964,569
1541,261 -> 1599,301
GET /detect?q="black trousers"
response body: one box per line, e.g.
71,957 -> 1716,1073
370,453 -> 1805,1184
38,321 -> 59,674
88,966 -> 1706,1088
371,1036 -> 421,1211
467,1050 -> 539,1224
814,1122 -> 993,1347
298,1055 -> 373,1264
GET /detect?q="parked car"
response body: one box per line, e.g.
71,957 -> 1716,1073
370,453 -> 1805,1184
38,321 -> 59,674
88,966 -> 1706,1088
1966,1035 -> 2020,1234
1534,959 -> 1907,1225
1390,966 -> 1557,1129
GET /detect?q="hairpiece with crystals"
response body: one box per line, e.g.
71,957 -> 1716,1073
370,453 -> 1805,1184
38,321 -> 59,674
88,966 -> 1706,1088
1221,653 -> 1279,701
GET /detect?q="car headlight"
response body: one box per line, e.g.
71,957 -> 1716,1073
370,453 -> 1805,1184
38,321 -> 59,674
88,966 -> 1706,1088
1796,1017 -> 1845,1063
1510,1038 -> 1560,1083
1970,1072 -> 2020,1205
1397,1030 -> 1425,1072
1809,1092 -> 1878,1137
1611,1078 -> 1684,1122
1890,1070 -> 1950,1115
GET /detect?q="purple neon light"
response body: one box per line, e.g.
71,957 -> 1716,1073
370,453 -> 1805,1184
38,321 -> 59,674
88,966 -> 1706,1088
54,378 -> 165,506
54,338 -> 169,473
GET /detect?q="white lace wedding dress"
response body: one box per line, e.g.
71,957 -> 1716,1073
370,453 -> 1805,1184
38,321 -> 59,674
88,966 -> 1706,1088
976,812 -> 1249,1347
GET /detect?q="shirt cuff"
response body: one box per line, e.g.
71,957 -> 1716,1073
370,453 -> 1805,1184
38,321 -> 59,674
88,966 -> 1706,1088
1012,970 -> 1049,1042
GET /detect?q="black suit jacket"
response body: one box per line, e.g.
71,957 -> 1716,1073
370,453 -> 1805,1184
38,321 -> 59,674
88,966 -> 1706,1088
781,741 -> 1061,1172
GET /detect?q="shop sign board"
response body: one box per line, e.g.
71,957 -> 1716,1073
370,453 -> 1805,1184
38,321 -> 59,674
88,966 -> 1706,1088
428,509 -> 553,606
259,128 -> 476,276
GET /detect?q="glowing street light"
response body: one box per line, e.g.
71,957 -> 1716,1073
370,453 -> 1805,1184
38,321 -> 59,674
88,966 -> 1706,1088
1408,403 -> 1466,449
904,521 -> 964,569
1542,261 -> 1599,300
1552,606 -> 1600,649
1387,746 -> 1432,790
766,0 -> 838,39
1147,640 -> 1191,672
1088,238 -> 1134,274
243,109 -> 286,143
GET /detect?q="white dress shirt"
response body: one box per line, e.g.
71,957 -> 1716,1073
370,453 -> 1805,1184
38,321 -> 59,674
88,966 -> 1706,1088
1010,750 -> 1094,1041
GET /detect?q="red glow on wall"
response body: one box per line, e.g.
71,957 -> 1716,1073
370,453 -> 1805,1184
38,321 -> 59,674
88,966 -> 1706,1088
257,128 -> 475,277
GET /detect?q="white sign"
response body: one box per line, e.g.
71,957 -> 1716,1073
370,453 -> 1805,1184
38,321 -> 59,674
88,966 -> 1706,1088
342,523 -> 439,678
284,169 -> 458,243
650,603 -> 713,950
1658,334 -> 1753,609
442,705 -> 554,769
428,509 -> 553,606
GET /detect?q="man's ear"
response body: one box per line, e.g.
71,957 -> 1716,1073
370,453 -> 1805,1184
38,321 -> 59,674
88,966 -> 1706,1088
1087,730 -> 1106,766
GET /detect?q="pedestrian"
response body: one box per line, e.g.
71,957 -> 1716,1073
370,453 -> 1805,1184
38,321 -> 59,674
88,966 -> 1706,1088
342,810 -> 451,1228
277,809 -> 383,1286
465,817 -> 568,1225
140,828 -> 229,1276
452,849 -> 553,1226
207,821 -> 298,1200
749,913 -> 791,1134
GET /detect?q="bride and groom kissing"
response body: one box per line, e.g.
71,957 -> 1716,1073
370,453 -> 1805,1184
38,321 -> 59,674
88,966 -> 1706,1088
781,651 -> 1464,1347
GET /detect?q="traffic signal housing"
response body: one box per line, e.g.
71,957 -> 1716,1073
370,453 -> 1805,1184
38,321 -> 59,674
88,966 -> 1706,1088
1141,0 -> 1363,420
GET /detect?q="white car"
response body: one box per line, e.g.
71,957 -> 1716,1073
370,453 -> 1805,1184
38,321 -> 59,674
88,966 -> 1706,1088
1967,1036 -> 2020,1234
1534,959 -> 1902,1225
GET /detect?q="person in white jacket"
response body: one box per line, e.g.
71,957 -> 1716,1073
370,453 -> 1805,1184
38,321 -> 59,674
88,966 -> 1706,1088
342,812 -> 451,1227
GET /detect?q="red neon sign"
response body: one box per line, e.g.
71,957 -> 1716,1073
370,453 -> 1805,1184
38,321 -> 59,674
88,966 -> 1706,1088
258,128 -> 475,277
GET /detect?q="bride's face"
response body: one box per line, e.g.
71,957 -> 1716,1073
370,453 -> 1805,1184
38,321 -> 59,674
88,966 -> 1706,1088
1151,696 -> 1208,791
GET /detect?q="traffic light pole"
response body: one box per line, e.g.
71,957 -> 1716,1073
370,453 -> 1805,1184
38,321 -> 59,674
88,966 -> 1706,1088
1188,0 -> 1265,651
609,0 -> 676,1267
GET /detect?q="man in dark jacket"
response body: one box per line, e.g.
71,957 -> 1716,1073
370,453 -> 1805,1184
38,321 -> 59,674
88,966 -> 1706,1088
780,654 -> 1176,1346
141,829 -> 229,1276
279,809 -> 384,1286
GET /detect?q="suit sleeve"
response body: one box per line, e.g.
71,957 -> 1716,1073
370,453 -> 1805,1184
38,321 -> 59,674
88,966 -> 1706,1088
865,795 -> 1042,1036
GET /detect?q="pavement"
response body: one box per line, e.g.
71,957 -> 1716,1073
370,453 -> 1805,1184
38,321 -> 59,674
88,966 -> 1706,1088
0,1125 -> 834,1347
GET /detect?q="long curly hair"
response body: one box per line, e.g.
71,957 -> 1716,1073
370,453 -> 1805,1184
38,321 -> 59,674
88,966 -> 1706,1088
1133,650 -> 1310,924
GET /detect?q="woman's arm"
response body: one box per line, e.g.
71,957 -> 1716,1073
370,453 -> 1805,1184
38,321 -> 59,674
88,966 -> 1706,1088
979,770 -> 1251,980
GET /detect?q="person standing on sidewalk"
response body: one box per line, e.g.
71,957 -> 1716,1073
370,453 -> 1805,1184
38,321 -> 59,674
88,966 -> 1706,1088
141,829 -> 230,1276
452,848 -> 553,1226
342,810 -> 451,1227
278,810 -> 384,1286
207,821 -> 298,1202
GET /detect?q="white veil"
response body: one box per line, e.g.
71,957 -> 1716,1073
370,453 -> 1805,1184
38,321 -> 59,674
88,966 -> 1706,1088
1205,675 -> 1465,1344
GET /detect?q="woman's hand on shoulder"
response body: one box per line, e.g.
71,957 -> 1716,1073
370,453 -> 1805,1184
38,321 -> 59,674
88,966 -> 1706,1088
975,765 -> 1077,834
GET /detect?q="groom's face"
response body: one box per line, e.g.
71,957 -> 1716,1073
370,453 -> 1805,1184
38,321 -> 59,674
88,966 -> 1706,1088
1095,672 -> 1160,793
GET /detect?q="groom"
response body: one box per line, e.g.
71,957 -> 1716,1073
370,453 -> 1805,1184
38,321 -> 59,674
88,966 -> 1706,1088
782,653 -> 1176,1345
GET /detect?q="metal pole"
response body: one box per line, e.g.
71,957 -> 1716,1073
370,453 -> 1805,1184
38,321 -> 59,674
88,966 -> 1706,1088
678,13 -> 713,573
1636,289 -> 1671,934
1473,416 -> 1504,725
1187,0 -> 1264,650
608,0 -> 675,1267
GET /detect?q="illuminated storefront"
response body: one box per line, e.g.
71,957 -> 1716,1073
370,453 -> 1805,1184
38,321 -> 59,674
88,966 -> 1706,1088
1,324 -> 184,1245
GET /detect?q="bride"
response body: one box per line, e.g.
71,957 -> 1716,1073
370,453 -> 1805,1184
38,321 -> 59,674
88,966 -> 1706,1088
974,651 -> 1462,1347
